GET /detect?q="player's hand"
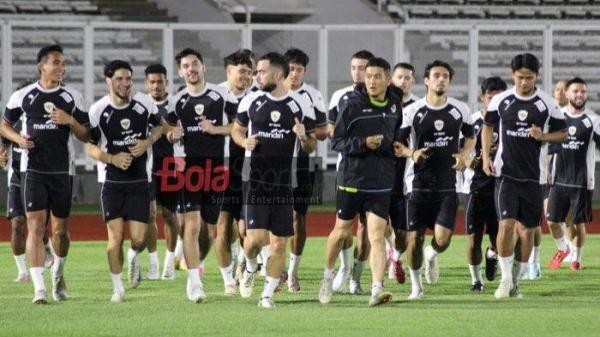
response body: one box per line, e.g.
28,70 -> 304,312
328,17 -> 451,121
0,146 -> 7,168
168,121 -> 183,143
412,147 -> 430,165
111,152 -> 133,170
18,134 -> 35,149
482,156 -> 495,176
128,139 -> 150,157
366,135 -> 383,150
393,141 -> 405,157
529,124 -> 543,141
244,134 -> 259,151
452,152 -> 468,171
50,107 -> 74,126
469,155 -> 482,170
293,118 -> 307,141
200,116 -> 216,135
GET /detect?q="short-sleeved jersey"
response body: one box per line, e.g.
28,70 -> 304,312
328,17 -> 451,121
400,97 -> 475,194
551,108 -> 600,190
149,96 -> 172,173
484,88 -> 566,184
236,90 -> 315,187
328,85 -> 354,125
3,119 -> 22,186
89,93 -> 160,183
462,110 -> 499,195
166,83 -> 237,159
392,95 -> 419,195
3,82 -> 89,174
402,94 -> 419,108
219,83 -> 251,172
291,83 -> 326,172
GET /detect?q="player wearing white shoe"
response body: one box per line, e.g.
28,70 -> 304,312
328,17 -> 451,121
396,60 -> 476,299
319,58 -> 401,307
547,77 -> 598,272
284,48 -> 328,293
387,62 -> 419,285
327,50 -> 374,295
481,53 -> 566,299
462,77 -> 507,292
232,52 -> 317,308
1,45 -> 91,304
214,51 -> 254,295
85,60 -> 163,302
141,64 -> 181,281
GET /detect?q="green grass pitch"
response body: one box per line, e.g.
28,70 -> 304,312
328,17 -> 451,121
1,236 -> 599,337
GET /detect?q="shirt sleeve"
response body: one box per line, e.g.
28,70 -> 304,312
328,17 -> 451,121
547,102 -> 566,133
165,97 -> 179,126
71,90 -> 90,127
235,94 -> 252,127
331,101 -> 367,155
483,95 -> 501,126
458,103 -> 475,139
3,90 -> 25,125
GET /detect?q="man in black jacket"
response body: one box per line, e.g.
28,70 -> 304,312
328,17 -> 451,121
318,57 -> 402,307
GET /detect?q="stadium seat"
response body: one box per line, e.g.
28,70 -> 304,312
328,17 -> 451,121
461,7 -> 486,18
15,2 -> 45,13
537,7 -> 563,18
437,7 -> 460,18
0,1 -> 16,13
513,8 -> 536,18
487,7 -> 511,18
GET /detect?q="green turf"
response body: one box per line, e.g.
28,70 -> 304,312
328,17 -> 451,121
1,236 -> 599,336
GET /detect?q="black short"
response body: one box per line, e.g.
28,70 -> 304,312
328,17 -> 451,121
407,192 -> 457,231
243,181 -> 293,237
22,171 -> 72,218
293,171 -> 315,215
176,158 -> 224,224
221,173 -> 243,220
336,188 -> 390,221
465,193 -> 498,236
494,177 -> 542,229
150,174 -> 178,212
546,185 -> 592,224
389,193 -> 407,231
101,182 -> 150,223
7,184 -> 25,219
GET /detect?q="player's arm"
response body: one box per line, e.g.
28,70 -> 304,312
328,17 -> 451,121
85,143 -> 132,171
231,121 -> 257,151
0,143 -> 8,168
0,119 -> 33,149
51,107 -> 91,142
481,124 -> 495,176
200,116 -> 233,136
129,113 -> 163,157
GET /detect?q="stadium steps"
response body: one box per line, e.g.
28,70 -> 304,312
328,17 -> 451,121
90,0 -> 177,22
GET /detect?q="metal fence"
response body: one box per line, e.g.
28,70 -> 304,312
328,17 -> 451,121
1,21 -> 599,166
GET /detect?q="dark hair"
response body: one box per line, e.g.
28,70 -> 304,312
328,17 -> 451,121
393,62 -> 415,75
566,77 -> 587,89
258,52 -> 290,78
104,60 -> 133,78
37,44 -> 63,63
284,48 -> 309,67
511,53 -> 540,74
175,48 -> 203,66
481,76 -> 507,94
223,51 -> 253,69
366,57 -> 391,74
144,63 -> 167,77
237,48 -> 255,59
351,50 -> 374,61
424,60 -> 454,80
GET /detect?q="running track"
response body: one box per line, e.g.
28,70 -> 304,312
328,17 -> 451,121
2,211 -> 600,241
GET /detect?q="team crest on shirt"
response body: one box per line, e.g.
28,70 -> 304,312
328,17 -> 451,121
518,110 -> 528,121
194,104 -> 204,115
120,118 -> 131,130
434,120 -> 444,131
270,110 -> 281,122
568,126 -> 577,136
43,102 -> 55,113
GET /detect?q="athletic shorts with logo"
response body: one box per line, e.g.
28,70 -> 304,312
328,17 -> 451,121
243,181 -> 293,237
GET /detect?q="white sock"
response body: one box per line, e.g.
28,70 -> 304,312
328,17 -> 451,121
324,268 -> 335,279
30,267 -> 45,292
14,254 -> 28,275
385,237 -> 392,251
260,245 -> 271,264
512,261 -> 527,284
199,259 -> 205,270
555,236 -> 568,251
52,255 -> 66,279
409,268 -> 422,293
352,259 -> 365,281
237,248 -> 246,265
245,254 -> 258,273
46,239 -> 56,256
287,253 -> 301,277
574,246 -> 583,263
187,268 -> 201,287
219,262 -> 235,286
231,241 -> 240,262
532,245 -> 541,264
260,276 -> 280,298
164,250 -> 174,268
469,264 -> 482,284
111,273 -> 125,294
424,245 -> 438,262
498,255 -> 513,282
486,248 -> 497,259
371,280 -> 384,295
127,248 -> 138,266
393,249 -> 402,261
340,247 -> 353,270
149,251 -> 159,267
174,237 -> 183,259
